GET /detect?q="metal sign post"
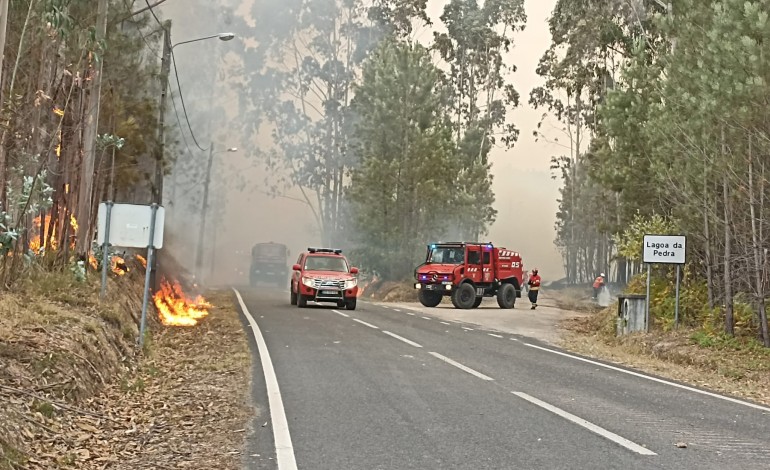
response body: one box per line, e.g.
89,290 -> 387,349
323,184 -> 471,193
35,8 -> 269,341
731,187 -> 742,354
645,264 -> 651,332
100,201 -> 114,299
138,204 -> 159,350
674,264 -> 681,328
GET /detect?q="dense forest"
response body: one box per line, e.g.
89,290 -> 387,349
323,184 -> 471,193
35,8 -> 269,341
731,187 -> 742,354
534,0 -> 770,345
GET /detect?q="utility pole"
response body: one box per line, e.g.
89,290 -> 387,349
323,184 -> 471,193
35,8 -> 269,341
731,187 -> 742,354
76,0 -> 109,259
195,142 -> 215,282
151,20 -> 171,291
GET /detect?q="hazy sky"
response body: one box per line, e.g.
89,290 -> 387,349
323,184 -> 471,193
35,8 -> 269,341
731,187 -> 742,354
161,0 -> 566,282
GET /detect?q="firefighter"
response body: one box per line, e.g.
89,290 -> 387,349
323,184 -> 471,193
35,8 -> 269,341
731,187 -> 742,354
528,269 -> 541,309
521,271 -> 529,294
592,273 -> 606,300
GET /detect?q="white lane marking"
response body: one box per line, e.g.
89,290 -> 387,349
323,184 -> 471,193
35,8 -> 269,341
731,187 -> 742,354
421,316 -> 431,320
332,310 -> 349,318
352,318 -> 379,329
440,321 -> 451,325
428,352 -> 494,381
462,327 -> 474,331
393,308 -> 402,312
383,331 -> 423,348
406,312 -> 415,316
233,289 -> 298,470
512,392 -> 656,456
382,306 -> 390,309
510,338 -> 520,342
523,343 -> 770,413
488,333 -> 503,338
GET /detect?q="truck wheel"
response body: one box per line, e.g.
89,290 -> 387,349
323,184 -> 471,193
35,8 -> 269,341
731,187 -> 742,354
290,288 -> 297,305
472,297 -> 483,309
418,290 -> 442,307
497,283 -> 516,309
345,299 -> 357,311
297,293 -> 308,308
451,283 -> 477,309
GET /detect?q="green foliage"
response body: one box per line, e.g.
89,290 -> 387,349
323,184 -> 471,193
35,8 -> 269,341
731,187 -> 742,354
613,213 -> 678,262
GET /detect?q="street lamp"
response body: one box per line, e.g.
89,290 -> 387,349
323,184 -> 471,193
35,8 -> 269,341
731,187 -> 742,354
151,22 -> 236,290
195,143 -> 238,283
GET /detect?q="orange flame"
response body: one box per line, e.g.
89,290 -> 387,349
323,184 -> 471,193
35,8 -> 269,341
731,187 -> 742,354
153,279 -> 211,327
136,254 -> 147,268
28,214 -> 77,253
89,255 -> 98,270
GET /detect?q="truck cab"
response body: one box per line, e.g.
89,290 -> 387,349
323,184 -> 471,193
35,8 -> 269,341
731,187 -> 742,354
414,242 -> 523,310
250,242 -> 290,287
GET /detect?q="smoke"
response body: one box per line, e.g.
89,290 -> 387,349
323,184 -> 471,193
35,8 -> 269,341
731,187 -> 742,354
154,0 -> 566,286
597,285 -> 613,308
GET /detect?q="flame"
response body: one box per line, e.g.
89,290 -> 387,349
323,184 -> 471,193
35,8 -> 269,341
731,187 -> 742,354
53,106 -> 64,116
153,279 -> 211,327
89,255 -> 98,270
112,256 -> 127,276
28,214 -> 77,253
136,254 -> 147,268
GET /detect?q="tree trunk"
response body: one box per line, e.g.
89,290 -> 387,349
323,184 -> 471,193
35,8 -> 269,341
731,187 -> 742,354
703,169 -> 714,310
721,127 -> 734,336
748,137 -> 770,346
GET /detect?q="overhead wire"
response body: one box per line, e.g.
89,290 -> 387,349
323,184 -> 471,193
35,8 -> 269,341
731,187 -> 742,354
144,0 -> 210,152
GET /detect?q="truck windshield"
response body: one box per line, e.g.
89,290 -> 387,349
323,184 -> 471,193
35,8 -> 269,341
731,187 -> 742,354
254,244 -> 286,258
428,247 -> 464,264
304,256 -> 349,272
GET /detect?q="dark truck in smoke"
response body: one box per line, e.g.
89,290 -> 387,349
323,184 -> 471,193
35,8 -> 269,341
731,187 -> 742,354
414,242 -> 524,309
250,242 -> 290,287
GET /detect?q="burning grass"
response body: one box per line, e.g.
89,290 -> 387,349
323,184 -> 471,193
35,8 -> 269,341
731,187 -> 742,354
1,263 -> 252,468
153,278 -> 212,326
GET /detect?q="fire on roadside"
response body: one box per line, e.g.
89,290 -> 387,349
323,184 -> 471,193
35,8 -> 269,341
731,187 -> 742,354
153,278 -> 211,327
136,254 -> 147,268
28,214 -> 78,253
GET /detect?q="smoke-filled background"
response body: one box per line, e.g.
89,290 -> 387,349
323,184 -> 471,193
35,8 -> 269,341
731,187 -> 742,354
157,0 -> 565,284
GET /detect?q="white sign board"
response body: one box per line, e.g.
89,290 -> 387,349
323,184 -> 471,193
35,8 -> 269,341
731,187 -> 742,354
643,234 -> 686,264
97,203 -> 165,249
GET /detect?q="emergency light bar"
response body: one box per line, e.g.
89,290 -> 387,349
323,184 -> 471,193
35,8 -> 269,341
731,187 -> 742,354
308,247 -> 343,254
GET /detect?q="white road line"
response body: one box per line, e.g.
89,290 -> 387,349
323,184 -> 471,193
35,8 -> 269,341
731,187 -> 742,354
462,327 -> 474,331
352,318 -> 379,329
488,333 -> 503,338
510,338 -> 520,341
421,316 -> 431,320
332,309 -> 350,318
440,321 -> 451,325
232,289 -> 298,470
523,343 -> 770,413
428,352 -> 494,381
382,331 -> 423,348
512,392 -> 656,456
406,312 -> 415,316
393,308 -> 401,312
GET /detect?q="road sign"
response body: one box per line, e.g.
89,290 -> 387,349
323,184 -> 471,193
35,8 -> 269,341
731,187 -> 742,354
642,234 -> 686,265
97,203 -> 165,249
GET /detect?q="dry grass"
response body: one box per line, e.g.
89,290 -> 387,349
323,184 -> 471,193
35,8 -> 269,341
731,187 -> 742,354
0,266 -> 253,469
559,308 -> 770,406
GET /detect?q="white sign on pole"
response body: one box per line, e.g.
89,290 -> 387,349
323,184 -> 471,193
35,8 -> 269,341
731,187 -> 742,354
97,203 -> 165,248
642,234 -> 686,265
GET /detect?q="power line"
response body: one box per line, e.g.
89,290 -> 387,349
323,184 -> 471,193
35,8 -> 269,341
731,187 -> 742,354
170,49 -> 209,151
144,0 -> 163,27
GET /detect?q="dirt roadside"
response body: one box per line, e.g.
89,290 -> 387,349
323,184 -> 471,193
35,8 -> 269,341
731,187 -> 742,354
0,268 -> 253,469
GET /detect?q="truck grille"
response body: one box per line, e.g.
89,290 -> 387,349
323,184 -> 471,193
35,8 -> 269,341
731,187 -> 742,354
312,279 -> 345,289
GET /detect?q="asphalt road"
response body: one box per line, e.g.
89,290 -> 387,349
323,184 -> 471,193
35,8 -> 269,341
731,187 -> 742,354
235,286 -> 770,470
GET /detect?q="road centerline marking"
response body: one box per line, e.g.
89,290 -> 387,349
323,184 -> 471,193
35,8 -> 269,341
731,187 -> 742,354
332,310 -> 350,318
488,333 -> 503,338
421,316 -> 431,320
382,331 -> 423,348
440,321 -> 451,325
233,289 -> 298,470
352,318 -> 379,329
428,352 -> 494,381
512,392 -> 656,456
406,312 -> 415,316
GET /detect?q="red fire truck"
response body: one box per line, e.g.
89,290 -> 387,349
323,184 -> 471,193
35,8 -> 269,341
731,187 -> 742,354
413,242 -> 524,309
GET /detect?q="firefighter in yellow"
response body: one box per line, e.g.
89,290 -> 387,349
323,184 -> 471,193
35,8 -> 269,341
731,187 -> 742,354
528,269 -> 541,310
